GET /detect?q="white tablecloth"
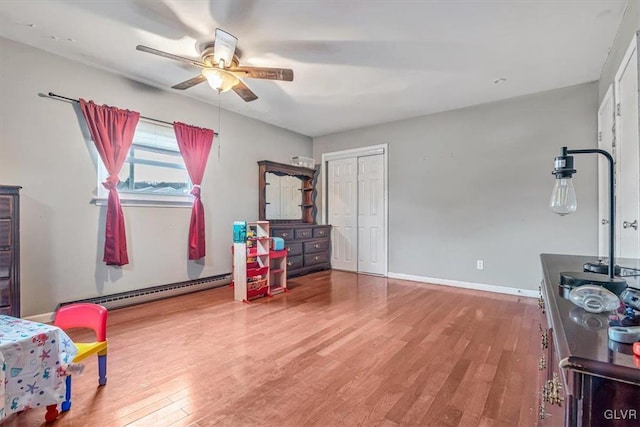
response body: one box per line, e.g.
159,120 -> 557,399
0,315 -> 78,419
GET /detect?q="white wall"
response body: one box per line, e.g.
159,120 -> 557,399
599,0 -> 640,101
314,82 -> 599,292
0,37 -> 312,316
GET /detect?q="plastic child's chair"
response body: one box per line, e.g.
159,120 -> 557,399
53,303 -> 108,412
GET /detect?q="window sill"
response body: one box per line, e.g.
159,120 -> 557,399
92,194 -> 193,208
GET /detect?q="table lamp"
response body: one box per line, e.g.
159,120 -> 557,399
550,146 -> 627,295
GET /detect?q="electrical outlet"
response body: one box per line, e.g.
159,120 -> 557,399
477,260 -> 484,270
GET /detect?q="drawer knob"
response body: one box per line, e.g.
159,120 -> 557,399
282,233 -> 288,237
287,261 -> 293,266
314,244 -> 320,249
287,247 -> 291,252
302,232 -> 308,236
314,256 -> 320,261
319,231 -> 325,235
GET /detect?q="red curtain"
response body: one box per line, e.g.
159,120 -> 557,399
173,122 -> 215,260
80,99 -> 140,266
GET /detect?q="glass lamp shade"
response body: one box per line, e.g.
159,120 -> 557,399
550,178 -> 577,215
202,68 -> 239,93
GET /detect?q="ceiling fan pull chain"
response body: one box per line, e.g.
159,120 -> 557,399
217,93 -> 221,161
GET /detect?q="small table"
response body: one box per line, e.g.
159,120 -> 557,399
0,315 -> 77,421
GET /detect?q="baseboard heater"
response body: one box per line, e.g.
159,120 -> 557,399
61,273 -> 231,310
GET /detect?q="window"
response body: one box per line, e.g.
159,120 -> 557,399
95,119 -> 192,207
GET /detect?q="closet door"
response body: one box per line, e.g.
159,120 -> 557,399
358,154 -> 385,275
328,158 -> 358,272
614,35 -> 640,260
597,86 -> 615,258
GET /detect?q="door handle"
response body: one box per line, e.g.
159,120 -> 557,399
623,220 -> 638,230
601,219 -> 609,225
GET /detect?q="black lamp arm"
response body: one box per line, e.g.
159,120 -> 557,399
566,148 -> 616,279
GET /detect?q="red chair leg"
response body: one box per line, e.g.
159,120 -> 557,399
45,404 -> 58,422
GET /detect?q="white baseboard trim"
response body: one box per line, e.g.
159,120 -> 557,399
22,275 -> 537,321
387,272 -> 539,298
23,312 -> 55,324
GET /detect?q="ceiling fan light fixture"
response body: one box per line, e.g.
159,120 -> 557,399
202,68 -> 239,93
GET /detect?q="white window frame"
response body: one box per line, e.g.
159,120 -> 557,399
93,119 -> 193,207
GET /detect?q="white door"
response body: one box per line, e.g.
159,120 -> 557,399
614,36 -> 640,260
597,85 -> 615,258
358,155 -> 385,275
328,158 -> 358,271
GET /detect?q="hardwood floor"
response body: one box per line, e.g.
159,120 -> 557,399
5,271 -> 543,427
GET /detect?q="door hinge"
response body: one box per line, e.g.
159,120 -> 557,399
616,103 -> 621,116
598,131 -> 602,142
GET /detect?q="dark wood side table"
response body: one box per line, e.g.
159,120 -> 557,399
0,185 -> 20,317
539,254 -> 640,426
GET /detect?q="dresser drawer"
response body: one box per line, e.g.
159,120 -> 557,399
304,239 -> 329,254
294,228 -> 313,240
0,196 -> 12,219
286,255 -> 303,270
304,251 -> 329,266
0,219 -> 11,249
0,251 -> 10,279
0,278 -> 10,306
272,228 -> 294,240
286,242 -> 303,256
313,227 -> 330,238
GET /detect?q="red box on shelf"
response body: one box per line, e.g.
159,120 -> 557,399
247,266 -> 268,277
270,249 -> 287,259
247,278 -> 268,298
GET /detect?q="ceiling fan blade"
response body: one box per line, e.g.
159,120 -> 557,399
213,28 -> 238,67
230,67 -> 294,82
171,75 -> 207,90
136,45 -> 206,68
233,80 -> 258,102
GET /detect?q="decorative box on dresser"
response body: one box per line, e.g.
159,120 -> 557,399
270,224 -> 331,278
538,254 -> 640,427
0,186 -> 21,317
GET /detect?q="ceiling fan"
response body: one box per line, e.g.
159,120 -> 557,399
136,28 -> 294,102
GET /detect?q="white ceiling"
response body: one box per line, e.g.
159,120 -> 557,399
0,0 -> 628,137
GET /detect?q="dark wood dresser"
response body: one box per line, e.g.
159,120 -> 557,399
270,224 -> 331,277
538,254 -> 640,426
0,185 -> 21,317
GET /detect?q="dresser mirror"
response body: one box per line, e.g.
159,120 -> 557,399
258,160 -> 317,224
265,173 -> 302,220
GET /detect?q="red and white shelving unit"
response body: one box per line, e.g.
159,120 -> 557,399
233,221 -> 287,303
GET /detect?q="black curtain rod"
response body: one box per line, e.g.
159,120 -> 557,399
47,92 -> 219,136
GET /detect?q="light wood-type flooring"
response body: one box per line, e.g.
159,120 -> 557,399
4,270 -> 544,427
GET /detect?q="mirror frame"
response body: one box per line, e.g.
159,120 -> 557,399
258,160 -> 317,224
